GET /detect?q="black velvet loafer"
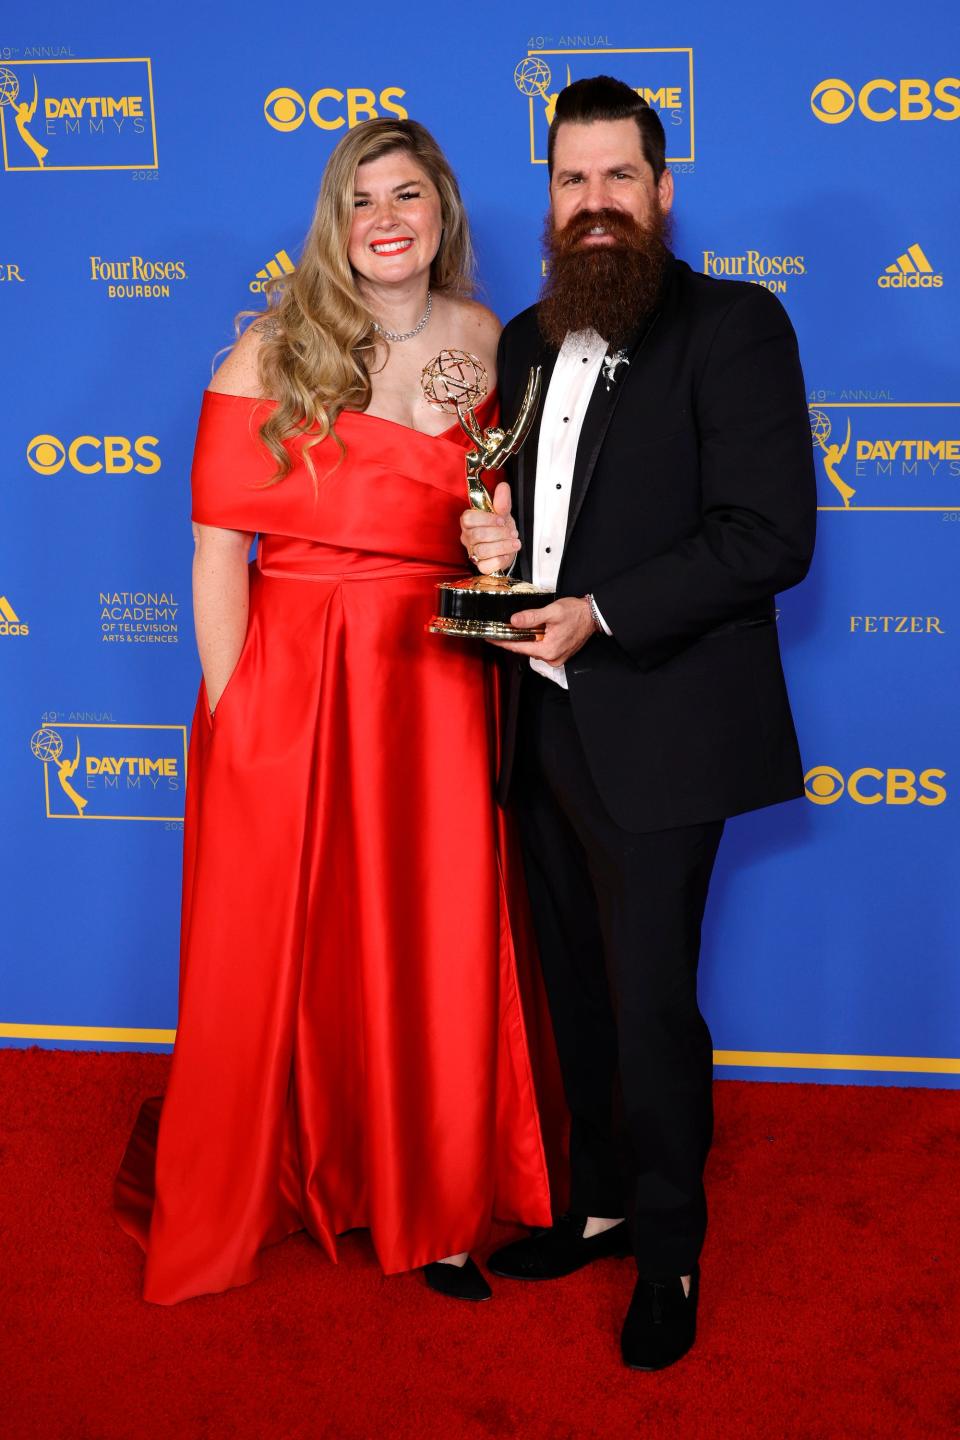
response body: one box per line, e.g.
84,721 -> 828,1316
621,1265 -> 700,1371
487,1212 -> 631,1280
423,1256 -> 492,1301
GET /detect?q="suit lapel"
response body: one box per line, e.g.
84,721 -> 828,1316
561,304 -> 665,554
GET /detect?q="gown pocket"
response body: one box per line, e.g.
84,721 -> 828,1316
202,638 -> 249,728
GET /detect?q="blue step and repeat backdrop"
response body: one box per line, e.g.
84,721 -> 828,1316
1,3 -> 958,1087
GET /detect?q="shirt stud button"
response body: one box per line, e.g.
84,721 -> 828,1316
555,483 -> 562,490
545,546 -> 552,554
563,416 -> 569,423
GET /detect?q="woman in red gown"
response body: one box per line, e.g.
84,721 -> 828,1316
114,120 -> 554,1305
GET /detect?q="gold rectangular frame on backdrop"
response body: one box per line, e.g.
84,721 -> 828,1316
0,58 -> 158,172
812,402 -> 960,511
526,47 -> 695,166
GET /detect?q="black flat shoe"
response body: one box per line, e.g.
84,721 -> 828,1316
487,1212 -> 631,1280
423,1256 -> 492,1302
621,1265 -> 700,1371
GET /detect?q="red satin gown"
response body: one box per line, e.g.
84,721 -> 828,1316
114,389 -> 554,1305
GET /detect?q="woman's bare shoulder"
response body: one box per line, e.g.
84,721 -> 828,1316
207,318 -> 278,397
445,296 -> 502,347
436,298 -> 501,388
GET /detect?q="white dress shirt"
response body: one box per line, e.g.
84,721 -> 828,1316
530,328 -> 612,688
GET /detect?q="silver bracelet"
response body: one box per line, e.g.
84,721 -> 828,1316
585,593 -> 603,632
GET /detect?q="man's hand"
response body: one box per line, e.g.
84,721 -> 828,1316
491,597 -> 597,666
459,481 -> 521,575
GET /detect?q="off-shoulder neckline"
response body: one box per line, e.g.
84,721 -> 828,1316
202,387 -> 497,442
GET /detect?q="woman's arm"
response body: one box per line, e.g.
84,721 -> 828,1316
193,320 -> 266,709
192,522 -> 254,712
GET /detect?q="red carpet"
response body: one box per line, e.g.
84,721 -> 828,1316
1,1050 -> 957,1439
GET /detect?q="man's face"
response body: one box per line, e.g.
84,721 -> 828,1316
549,117 -> 673,242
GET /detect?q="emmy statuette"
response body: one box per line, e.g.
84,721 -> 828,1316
421,349 -> 554,641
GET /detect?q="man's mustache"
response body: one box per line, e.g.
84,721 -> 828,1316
554,208 -> 645,251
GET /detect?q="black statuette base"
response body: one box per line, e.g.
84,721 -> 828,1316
428,576 -> 556,642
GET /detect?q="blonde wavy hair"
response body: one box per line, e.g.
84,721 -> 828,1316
245,118 -> 475,483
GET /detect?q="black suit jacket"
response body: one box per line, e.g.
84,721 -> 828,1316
496,255 -> 817,833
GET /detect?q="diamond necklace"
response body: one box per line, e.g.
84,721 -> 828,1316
372,290 -> 432,343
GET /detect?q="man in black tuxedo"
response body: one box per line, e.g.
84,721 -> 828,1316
461,77 -> 816,1370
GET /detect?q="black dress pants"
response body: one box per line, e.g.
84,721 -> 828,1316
513,673 -> 724,1276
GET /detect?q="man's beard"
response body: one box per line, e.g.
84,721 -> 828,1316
538,205 -> 672,350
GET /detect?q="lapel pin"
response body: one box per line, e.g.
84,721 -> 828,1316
601,349 -> 630,391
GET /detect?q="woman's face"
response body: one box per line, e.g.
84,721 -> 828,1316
347,151 -> 443,290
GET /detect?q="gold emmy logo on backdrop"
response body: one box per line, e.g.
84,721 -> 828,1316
0,68 -> 48,167
514,55 -> 569,132
811,76 -> 960,124
878,244 -> 943,289
804,765 -> 947,807
263,86 -> 407,133
27,433 -> 161,476
0,595 -> 29,637
250,249 -> 295,293
31,727 -> 88,817
421,350 -> 553,642
809,410 -> 855,508
513,48 -> 694,165
0,59 -> 158,172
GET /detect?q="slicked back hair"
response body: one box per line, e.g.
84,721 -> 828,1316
547,75 -> 667,183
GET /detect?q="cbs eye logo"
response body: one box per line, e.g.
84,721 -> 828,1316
27,434 -> 161,476
264,86 -> 408,133
804,766 -> 947,806
810,81 -> 856,124
811,77 -> 960,124
264,87 -> 306,132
